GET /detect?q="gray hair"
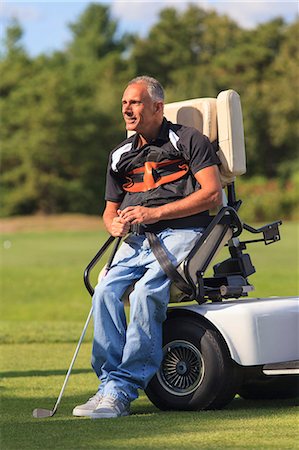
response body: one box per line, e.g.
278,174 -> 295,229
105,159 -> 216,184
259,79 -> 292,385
127,76 -> 164,102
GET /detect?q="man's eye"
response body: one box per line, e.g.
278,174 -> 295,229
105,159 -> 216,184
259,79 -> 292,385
122,100 -> 142,106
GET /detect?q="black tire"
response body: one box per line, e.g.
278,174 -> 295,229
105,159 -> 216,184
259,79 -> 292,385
145,314 -> 240,411
238,376 -> 299,400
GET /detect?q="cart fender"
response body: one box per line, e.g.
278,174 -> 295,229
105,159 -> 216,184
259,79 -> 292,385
168,296 -> 299,366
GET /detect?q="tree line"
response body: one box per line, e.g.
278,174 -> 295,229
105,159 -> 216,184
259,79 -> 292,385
1,3 -> 298,217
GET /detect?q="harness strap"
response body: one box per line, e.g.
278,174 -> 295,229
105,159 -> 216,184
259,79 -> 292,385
145,231 -> 193,296
123,159 -> 189,193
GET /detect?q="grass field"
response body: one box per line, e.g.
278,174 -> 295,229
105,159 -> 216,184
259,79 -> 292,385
1,216 -> 298,449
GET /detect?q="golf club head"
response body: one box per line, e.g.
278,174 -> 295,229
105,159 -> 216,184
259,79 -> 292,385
32,408 -> 54,418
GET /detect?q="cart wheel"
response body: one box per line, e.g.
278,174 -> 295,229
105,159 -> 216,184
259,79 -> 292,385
145,314 -> 239,410
238,376 -> 299,400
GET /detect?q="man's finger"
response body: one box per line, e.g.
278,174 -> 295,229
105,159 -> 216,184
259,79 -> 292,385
119,206 -> 136,216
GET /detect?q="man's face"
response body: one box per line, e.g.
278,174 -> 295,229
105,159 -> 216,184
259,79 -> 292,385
121,82 -> 161,135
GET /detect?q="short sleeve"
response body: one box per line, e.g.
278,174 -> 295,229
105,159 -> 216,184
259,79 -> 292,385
179,128 -> 220,175
104,152 -> 125,203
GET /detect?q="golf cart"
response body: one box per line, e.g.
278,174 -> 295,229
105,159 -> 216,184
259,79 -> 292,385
84,90 -> 298,411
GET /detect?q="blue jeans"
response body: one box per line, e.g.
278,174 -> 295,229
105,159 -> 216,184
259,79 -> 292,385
91,227 -> 204,405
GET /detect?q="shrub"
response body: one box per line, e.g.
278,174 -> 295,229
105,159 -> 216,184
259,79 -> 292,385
235,176 -> 298,223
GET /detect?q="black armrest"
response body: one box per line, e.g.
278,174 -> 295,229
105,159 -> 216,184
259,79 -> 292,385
243,220 -> 282,245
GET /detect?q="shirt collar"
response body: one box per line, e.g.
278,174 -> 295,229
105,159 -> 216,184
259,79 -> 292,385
132,118 -> 170,149
156,117 -> 170,142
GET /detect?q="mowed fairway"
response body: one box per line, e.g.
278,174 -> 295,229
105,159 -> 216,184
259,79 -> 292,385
1,217 -> 298,449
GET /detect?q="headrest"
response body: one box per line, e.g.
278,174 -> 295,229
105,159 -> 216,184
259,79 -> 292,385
164,98 -> 217,143
216,90 -> 246,184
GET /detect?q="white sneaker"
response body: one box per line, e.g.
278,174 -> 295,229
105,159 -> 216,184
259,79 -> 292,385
73,391 -> 103,417
90,395 -> 130,419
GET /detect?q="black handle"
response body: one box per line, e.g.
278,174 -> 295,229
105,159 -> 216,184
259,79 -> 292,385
84,236 -> 122,296
106,237 -> 122,271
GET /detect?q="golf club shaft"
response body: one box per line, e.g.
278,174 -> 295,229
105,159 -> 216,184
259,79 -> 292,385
43,236 -> 122,416
51,305 -> 94,415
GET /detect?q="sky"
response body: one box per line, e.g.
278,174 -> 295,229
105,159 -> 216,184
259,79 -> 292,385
0,0 -> 298,57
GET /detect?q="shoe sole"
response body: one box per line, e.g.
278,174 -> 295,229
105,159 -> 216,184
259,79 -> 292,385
72,408 -> 95,417
90,411 -> 130,419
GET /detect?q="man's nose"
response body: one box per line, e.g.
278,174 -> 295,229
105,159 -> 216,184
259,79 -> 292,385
123,105 -> 132,115
122,102 -> 130,111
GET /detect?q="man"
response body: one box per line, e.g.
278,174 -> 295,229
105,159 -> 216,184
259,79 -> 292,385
73,76 -> 222,419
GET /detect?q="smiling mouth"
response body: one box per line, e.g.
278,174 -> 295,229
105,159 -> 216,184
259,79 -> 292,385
125,117 -> 137,124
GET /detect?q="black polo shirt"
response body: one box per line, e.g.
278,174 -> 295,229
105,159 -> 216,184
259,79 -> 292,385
105,118 -> 220,231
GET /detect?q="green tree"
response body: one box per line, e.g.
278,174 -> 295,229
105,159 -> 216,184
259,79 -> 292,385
209,18 -> 290,177
1,5 -> 298,217
262,20 -> 299,179
0,8 -> 131,216
0,18 -> 24,58
65,4 -> 134,212
130,5 -> 241,94
67,3 -> 126,60
0,20 -> 35,215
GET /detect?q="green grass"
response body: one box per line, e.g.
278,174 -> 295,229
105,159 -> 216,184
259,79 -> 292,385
1,223 -> 298,321
1,222 -> 298,449
1,230 -> 109,322
1,342 -> 298,450
205,221 -> 299,296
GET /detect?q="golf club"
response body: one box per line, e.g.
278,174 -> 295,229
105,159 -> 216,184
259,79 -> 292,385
33,236 -> 122,418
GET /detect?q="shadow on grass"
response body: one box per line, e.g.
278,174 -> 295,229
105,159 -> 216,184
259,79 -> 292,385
1,392 -> 299,450
227,395 -> 299,410
0,368 -> 92,378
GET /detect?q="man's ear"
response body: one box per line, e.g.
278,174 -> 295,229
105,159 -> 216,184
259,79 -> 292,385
155,101 -> 164,114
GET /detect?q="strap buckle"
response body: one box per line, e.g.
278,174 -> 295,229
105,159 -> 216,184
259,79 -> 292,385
130,224 -> 145,235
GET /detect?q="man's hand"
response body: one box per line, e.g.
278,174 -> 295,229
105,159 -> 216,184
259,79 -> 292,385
118,206 -> 160,225
111,216 -> 131,237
